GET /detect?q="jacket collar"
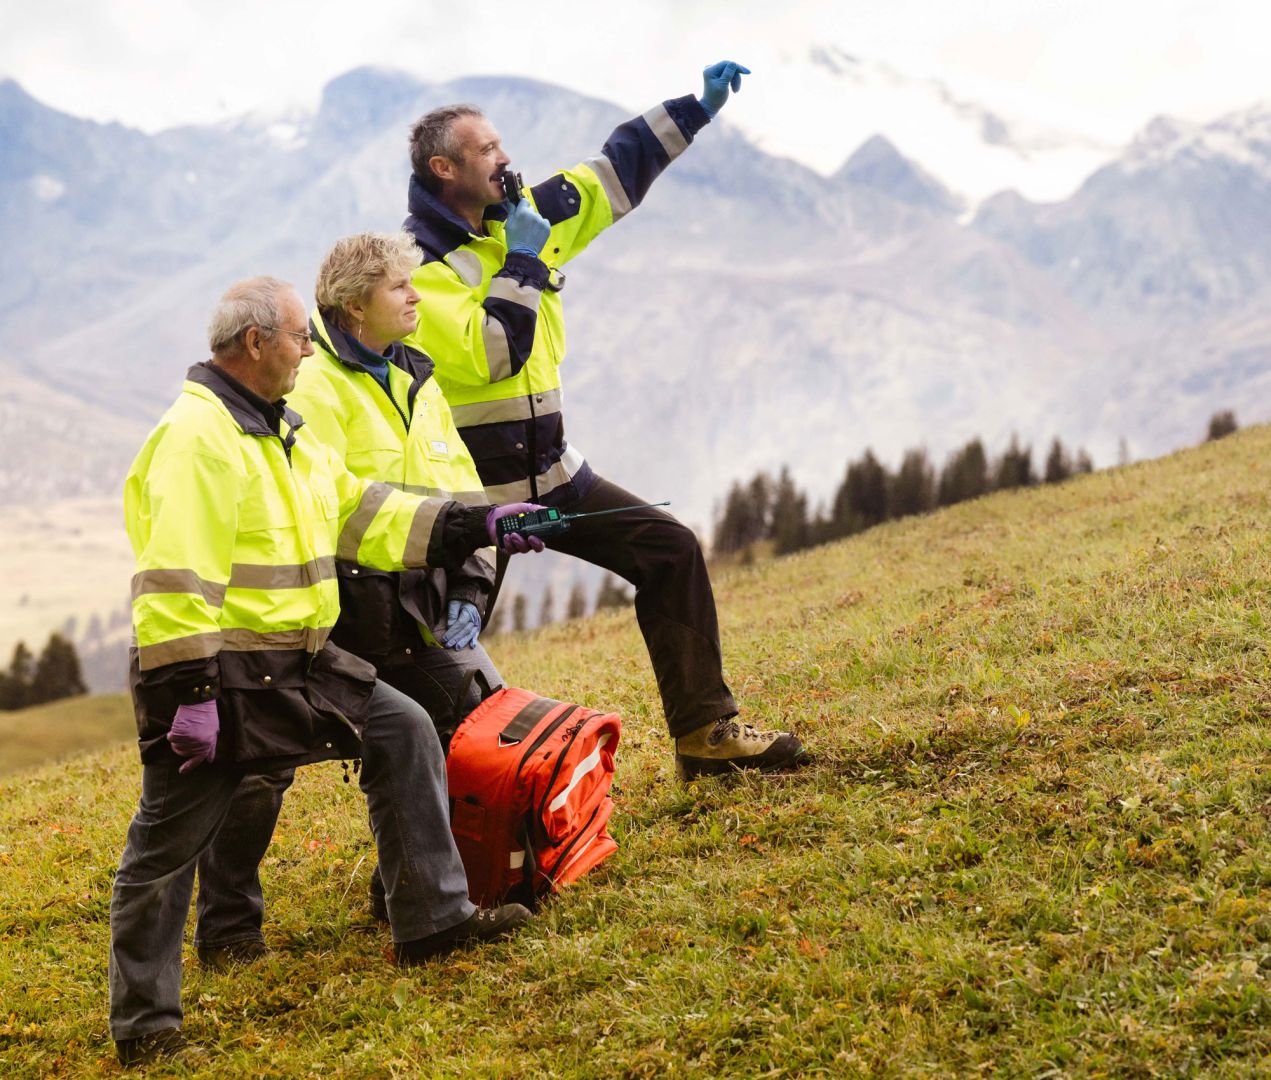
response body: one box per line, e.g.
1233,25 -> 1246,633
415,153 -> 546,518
402,173 -> 508,259
309,308 -> 435,383
188,361 -> 304,450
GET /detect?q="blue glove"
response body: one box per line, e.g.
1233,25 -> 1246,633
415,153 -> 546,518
442,600 -> 482,650
699,60 -> 751,118
504,198 -> 551,257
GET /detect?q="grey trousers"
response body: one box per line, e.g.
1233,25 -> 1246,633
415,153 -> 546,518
108,679 -> 474,1042
194,642 -> 500,949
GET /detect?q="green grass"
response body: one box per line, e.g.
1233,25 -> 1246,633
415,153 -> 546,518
0,694 -> 134,778
2,429 -> 1269,1077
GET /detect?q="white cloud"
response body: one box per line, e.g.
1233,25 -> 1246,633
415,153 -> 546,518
1,0 -> 1267,142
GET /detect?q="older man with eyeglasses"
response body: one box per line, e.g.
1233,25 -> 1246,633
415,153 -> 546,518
109,276 -> 543,1067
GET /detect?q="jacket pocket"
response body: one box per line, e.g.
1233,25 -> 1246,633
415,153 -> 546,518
333,560 -> 399,656
217,651 -> 314,762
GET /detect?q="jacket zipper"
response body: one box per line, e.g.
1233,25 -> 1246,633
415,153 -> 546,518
370,371 -> 411,432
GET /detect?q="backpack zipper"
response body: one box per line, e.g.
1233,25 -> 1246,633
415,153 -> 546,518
535,712 -> 594,826
542,804 -> 601,882
515,703 -> 580,774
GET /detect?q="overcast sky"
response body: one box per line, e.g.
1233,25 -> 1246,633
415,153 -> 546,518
3,0 -> 1267,141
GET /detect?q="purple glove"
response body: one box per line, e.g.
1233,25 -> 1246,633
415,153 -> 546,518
486,503 -> 548,554
167,700 -> 219,774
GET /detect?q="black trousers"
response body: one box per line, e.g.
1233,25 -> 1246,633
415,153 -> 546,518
548,475 -> 736,738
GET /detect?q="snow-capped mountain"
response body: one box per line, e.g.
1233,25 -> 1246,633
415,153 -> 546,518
720,46 -> 1120,204
5,68 -> 1271,688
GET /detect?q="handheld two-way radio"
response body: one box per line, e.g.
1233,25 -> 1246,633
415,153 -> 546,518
501,167 -> 525,205
496,502 -> 671,543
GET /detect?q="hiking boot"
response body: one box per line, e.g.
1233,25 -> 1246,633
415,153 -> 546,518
395,904 -> 532,966
196,939 -> 270,972
675,716 -> 807,780
116,1028 -> 209,1067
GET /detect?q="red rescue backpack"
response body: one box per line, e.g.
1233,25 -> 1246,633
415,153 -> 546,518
445,677 -> 621,908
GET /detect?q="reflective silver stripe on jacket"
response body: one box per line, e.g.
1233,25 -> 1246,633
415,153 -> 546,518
449,388 -> 564,428
393,482 -> 487,505
228,557 -> 336,591
642,103 -> 689,160
136,625 -> 334,671
403,497 -> 446,567
482,316 -> 514,382
131,569 -> 227,609
487,275 -> 543,311
582,155 -> 633,222
481,442 -> 587,503
446,249 -> 484,287
135,630 -> 222,670
336,481 -> 395,561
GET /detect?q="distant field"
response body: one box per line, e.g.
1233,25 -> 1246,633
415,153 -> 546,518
0,694 -> 134,777
0,497 -> 133,660
1,428 -> 1268,1076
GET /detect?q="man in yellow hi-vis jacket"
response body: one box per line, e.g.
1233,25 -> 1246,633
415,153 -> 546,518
110,277 -> 541,1068
403,62 -> 806,779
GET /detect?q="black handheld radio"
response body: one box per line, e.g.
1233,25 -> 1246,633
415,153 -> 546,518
496,502 -> 670,542
501,167 -> 525,205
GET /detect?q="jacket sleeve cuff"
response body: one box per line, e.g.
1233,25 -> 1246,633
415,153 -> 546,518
429,504 -> 494,570
666,94 -> 712,138
498,251 -> 550,290
138,656 -> 221,704
446,578 -> 485,607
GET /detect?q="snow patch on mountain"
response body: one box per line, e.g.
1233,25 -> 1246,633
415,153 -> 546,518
1122,102 -> 1271,176
724,45 -> 1119,205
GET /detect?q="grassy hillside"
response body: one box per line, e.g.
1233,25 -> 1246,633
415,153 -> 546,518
0,694 -> 134,778
1,429 -> 1268,1077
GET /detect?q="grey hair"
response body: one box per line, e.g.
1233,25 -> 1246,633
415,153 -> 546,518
316,232 -> 422,318
409,104 -> 484,194
207,276 -> 289,355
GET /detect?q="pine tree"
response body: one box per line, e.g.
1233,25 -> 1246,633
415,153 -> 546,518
833,449 -> 889,535
937,438 -> 989,506
712,481 -> 750,554
994,435 -> 1035,490
0,642 -> 35,710
1206,409 -> 1238,441
1043,438 -> 1073,484
888,448 -> 935,519
1074,449 -> 1094,474
770,467 -> 810,555
566,582 -> 588,620
595,574 -> 632,611
0,670 -> 22,711
28,633 -> 87,706
538,586 -> 555,628
747,472 -> 774,542
511,594 -> 528,633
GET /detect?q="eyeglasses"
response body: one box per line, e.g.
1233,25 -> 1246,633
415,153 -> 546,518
260,326 -> 313,345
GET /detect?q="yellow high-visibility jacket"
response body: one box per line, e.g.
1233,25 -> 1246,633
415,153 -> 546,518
287,310 -> 495,655
403,95 -> 712,506
125,361 -> 490,765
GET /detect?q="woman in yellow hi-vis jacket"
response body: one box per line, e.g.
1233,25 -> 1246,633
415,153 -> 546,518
190,236 -> 519,968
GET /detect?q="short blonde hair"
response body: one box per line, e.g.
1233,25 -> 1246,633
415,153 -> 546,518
315,231 -> 422,317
